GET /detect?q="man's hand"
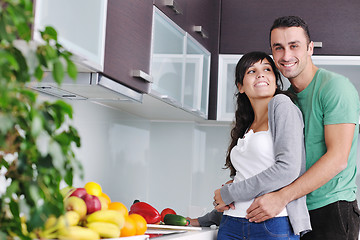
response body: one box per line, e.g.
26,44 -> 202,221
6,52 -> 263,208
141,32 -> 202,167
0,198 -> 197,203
246,191 -> 287,222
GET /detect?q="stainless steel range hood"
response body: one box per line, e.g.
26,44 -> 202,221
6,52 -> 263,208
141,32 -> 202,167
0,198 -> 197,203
28,72 -> 143,103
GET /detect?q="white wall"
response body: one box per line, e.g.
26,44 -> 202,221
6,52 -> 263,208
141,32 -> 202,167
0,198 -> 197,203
67,100 -> 230,217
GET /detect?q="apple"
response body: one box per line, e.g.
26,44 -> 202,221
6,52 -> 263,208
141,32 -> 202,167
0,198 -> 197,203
70,188 -> 88,199
60,186 -> 74,199
83,194 -> 101,214
64,196 -> 87,219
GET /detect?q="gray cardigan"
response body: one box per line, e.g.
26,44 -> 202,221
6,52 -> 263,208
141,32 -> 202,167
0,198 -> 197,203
220,94 -> 311,235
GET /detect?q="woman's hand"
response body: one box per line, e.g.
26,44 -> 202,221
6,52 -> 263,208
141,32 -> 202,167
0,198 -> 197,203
213,188 -> 235,212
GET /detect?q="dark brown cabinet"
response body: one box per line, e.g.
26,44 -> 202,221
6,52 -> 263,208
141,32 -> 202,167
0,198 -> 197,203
220,0 -> 360,56
104,0 -> 153,93
153,0 -> 219,51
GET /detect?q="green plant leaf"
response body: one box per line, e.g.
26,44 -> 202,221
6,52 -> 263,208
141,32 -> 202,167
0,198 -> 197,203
0,114 -> 14,133
34,65 -> 43,80
40,26 -> 58,42
31,113 -> 43,137
66,58 -> 77,80
48,141 -> 65,176
52,59 -> 64,84
54,100 -> 73,118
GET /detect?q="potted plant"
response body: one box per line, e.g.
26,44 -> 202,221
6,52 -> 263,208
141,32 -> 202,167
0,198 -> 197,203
0,0 -> 83,239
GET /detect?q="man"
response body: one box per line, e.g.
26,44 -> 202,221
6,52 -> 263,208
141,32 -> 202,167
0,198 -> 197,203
245,16 -> 360,239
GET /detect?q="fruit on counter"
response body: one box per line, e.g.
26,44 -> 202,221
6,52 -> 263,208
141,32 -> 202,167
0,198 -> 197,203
83,194 -> 102,214
86,221 -> 120,238
163,214 -> 189,226
108,201 -> 129,216
160,208 -> 177,222
69,188 -> 88,199
101,192 -> 111,205
120,215 -> 137,237
86,209 -> 125,229
84,181 -> 102,197
41,211 -> 81,239
60,186 -> 75,198
129,201 -> 161,224
64,196 -> 87,219
58,225 -> 100,240
98,195 -> 109,210
129,213 -> 147,235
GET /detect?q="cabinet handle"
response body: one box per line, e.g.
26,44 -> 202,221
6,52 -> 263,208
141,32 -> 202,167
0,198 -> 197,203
131,70 -> 153,83
313,42 -> 323,48
163,0 -> 183,15
193,26 -> 209,39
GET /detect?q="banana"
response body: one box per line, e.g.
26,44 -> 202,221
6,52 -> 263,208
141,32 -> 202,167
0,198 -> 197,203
58,225 -> 100,240
86,209 -> 125,228
64,211 -> 81,226
86,221 -> 121,238
44,215 -> 57,230
41,211 -> 81,239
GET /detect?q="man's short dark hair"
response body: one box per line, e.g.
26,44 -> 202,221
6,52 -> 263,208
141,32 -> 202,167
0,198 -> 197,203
269,16 -> 311,45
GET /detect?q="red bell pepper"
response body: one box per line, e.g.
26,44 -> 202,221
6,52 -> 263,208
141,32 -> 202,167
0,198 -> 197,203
129,201 -> 161,224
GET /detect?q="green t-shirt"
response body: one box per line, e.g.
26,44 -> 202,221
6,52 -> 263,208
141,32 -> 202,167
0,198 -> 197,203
293,68 -> 360,211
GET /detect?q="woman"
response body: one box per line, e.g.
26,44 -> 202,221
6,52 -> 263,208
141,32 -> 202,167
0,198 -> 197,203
213,52 -> 311,239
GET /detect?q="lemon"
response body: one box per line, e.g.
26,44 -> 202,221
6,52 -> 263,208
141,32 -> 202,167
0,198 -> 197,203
84,181 -> 102,197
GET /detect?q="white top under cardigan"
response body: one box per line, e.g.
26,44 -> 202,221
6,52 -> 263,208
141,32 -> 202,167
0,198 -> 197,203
220,94 -> 312,236
224,128 -> 288,218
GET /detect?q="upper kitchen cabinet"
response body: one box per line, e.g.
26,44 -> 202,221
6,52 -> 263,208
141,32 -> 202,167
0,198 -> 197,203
153,0 -> 218,51
33,0 -> 153,93
150,8 -> 211,119
220,0 -> 360,55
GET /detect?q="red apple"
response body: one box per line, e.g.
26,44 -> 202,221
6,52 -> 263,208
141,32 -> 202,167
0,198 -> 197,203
83,194 -> 101,214
70,188 -> 88,199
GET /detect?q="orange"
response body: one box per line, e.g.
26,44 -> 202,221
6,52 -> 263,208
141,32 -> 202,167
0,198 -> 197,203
120,215 -> 137,237
108,202 -> 128,217
129,214 -> 147,235
98,196 -> 109,210
101,192 -> 111,204
84,182 -> 102,197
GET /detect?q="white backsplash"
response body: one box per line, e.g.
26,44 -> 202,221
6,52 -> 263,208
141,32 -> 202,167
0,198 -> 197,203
67,100 -> 230,217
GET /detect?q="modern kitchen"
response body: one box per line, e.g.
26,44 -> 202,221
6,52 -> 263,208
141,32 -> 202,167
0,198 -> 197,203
2,0 -> 360,239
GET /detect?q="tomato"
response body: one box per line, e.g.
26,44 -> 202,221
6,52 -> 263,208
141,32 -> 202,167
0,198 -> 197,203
160,208 -> 177,222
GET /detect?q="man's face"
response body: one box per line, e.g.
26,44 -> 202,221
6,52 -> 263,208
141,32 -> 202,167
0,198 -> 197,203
270,27 -> 313,81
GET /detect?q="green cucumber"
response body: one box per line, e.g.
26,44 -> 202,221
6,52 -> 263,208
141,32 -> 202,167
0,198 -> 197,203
163,214 -> 188,226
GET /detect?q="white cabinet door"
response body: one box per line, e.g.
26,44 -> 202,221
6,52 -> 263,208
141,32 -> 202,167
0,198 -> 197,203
217,55 -> 241,121
33,0 -> 107,72
150,8 -> 185,105
184,34 -> 210,118
217,54 -> 360,122
150,7 -> 211,119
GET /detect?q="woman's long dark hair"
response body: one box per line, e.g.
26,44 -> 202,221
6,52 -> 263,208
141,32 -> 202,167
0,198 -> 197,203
224,51 -> 295,177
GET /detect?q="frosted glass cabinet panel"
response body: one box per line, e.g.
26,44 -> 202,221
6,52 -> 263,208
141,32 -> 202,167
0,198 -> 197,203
150,7 -> 211,118
151,8 -> 185,104
184,35 -> 210,117
217,55 -> 241,121
33,0 -> 107,71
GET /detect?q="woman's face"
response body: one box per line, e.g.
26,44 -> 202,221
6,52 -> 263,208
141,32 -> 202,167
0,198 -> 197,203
238,58 -> 277,101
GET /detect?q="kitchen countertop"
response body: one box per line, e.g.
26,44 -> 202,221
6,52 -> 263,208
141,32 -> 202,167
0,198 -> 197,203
149,227 -> 218,240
